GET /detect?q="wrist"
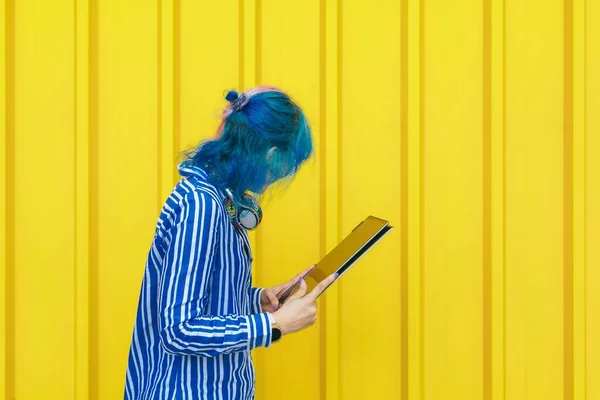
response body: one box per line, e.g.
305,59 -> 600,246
268,312 -> 284,343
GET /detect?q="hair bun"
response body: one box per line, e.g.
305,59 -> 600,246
225,90 -> 249,112
225,90 -> 239,102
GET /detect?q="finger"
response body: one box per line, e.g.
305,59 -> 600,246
299,264 -> 316,277
288,278 -> 308,301
289,265 -> 315,284
305,273 -> 338,302
266,290 -> 280,310
276,265 -> 316,295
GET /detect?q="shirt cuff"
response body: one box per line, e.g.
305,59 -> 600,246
244,312 -> 273,350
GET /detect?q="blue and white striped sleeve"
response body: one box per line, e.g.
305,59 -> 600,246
250,287 -> 264,314
158,190 -> 273,357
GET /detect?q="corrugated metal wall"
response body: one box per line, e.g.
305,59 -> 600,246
1,0 -> 598,399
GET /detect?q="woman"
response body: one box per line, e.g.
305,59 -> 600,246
124,86 -> 336,399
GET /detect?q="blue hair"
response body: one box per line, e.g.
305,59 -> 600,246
184,86 -> 314,200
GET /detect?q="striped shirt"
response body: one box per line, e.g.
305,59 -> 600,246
124,162 -> 273,399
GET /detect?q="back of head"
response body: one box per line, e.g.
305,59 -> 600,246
185,86 -> 314,199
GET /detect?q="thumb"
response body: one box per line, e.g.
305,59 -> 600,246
266,290 -> 280,310
288,278 -> 308,301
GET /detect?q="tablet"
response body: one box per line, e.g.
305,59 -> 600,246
278,215 -> 393,304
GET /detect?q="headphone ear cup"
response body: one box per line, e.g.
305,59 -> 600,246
238,208 -> 259,230
224,189 -> 263,230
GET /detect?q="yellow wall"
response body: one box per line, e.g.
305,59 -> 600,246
0,0 -> 598,399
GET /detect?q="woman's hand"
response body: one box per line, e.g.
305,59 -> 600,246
259,265 -> 315,313
271,273 -> 338,335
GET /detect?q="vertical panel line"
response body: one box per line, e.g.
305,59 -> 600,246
3,0 -> 15,398
400,0 -> 409,397
337,2 -> 343,246
157,0 -> 163,210
324,0 -> 341,398
580,122 -> 586,400
318,0 -> 327,398
482,0 -> 492,397
319,293 -> 327,400
407,0 -> 423,396
319,0 -> 326,263
159,0 -> 175,208
74,4 -> 78,394
501,0 -> 507,394
255,0 -> 261,85
173,0 -> 180,176
490,0 -> 506,396
74,0 -> 91,397
572,0 -> 586,397
336,1 -> 343,397
419,0 -> 425,396
238,0 -> 244,90
88,0 -> 99,397
0,0 -> 6,396
564,0 -> 574,398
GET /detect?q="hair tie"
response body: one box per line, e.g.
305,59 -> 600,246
225,90 -> 249,112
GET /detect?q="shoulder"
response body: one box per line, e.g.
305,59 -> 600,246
170,176 -> 226,222
158,164 -> 228,234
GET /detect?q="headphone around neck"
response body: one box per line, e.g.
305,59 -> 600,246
224,188 -> 263,231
